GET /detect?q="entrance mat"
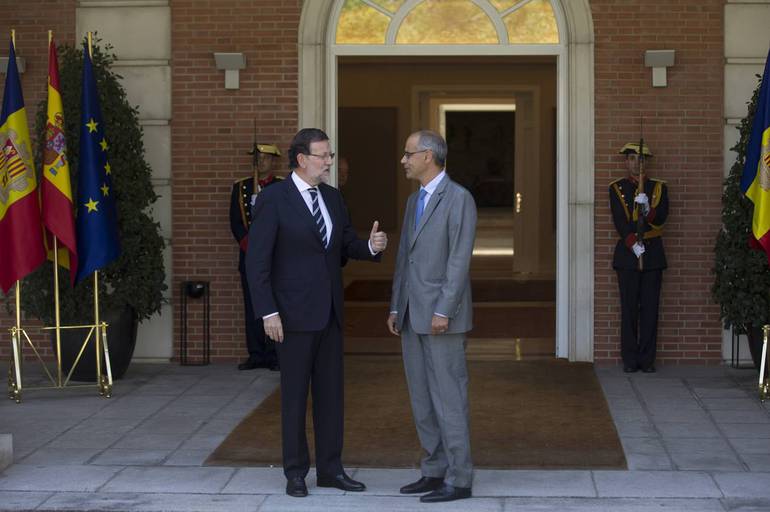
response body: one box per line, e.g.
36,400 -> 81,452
344,279 -> 555,302
205,357 -> 626,470
344,304 -> 555,339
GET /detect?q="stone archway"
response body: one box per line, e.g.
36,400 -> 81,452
298,0 -> 595,362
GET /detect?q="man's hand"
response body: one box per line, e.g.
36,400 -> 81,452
632,242 -> 645,259
370,220 -> 388,252
263,315 -> 284,343
386,313 -> 400,336
431,315 -> 449,335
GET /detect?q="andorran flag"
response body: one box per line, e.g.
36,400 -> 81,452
42,35 -> 78,283
74,43 -> 120,284
0,38 -> 45,293
742,46 -> 770,263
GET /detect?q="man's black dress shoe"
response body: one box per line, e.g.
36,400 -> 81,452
641,365 -> 656,373
419,483 -> 471,503
623,366 -> 638,373
237,359 -> 259,371
286,476 -> 308,497
317,472 -> 366,492
399,476 -> 444,494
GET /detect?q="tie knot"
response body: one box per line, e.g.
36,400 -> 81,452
309,187 -> 318,197
419,189 -> 428,200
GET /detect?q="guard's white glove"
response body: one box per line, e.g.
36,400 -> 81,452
635,193 -> 650,215
632,241 -> 645,258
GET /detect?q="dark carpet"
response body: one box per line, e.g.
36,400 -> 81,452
205,357 -> 626,470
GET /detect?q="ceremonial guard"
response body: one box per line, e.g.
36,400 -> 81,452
230,142 -> 282,370
609,142 -> 669,373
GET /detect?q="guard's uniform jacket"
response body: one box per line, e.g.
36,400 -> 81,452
230,175 -> 280,271
229,174 -> 281,366
610,176 -> 669,270
609,175 -> 669,371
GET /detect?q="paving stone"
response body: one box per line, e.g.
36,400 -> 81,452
731,438 -> 770,455
471,469 -> 595,497
612,419 -> 658,438
714,472 -> 770,498
594,471 -> 721,498
0,434 -> 11,472
701,398 -> 764,411
722,498 -> 770,511
721,423 -> 770,439
17,447 -> 101,466
35,492 -> 267,512
664,438 -> 745,471
162,449 -> 212,466
177,433 -> 228,451
712,409 -> 770,424
221,468 -> 355,496
0,464 -> 121,492
101,466 -> 235,494
111,432 -> 186,451
620,438 -> 672,471
741,454 -> 770,472
501,497 -> 726,511
258,494 -> 503,511
90,449 -> 173,466
655,421 -> 721,439
0,491 -> 52,510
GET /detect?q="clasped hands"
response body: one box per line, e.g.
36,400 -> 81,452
634,192 -> 650,215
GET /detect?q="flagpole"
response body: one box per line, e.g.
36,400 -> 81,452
10,29 -> 14,48
87,31 -> 92,59
53,237 -> 63,387
94,271 -> 102,389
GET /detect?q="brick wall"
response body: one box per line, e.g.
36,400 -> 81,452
0,2 -> 77,360
591,0 -> 725,365
171,0 -> 301,362
1,1 -> 728,366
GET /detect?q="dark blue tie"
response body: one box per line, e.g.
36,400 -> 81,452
414,188 -> 428,230
308,187 -> 328,247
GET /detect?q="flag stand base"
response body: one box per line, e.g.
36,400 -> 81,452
7,322 -> 113,404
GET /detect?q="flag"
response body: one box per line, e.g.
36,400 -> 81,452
0,38 -> 45,293
742,46 -> 770,263
42,35 -> 78,283
74,44 -> 119,283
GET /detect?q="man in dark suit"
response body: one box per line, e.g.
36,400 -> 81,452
609,142 -> 669,373
245,128 -> 388,498
230,143 -> 282,371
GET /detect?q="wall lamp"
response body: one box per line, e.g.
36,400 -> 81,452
213,52 -> 245,90
0,56 -> 26,74
644,50 -> 675,88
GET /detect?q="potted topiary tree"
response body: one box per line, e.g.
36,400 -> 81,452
19,37 -> 166,380
713,75 -> 768,369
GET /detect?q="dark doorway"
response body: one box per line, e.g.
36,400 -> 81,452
445,110 -> 515,208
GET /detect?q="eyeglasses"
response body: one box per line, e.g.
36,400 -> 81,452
403,149 -> 429,159
306,152 -> 336,161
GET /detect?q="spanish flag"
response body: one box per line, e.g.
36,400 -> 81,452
742,47 -> 770,263
0,37 -> 45,293
42,34 -> 78,283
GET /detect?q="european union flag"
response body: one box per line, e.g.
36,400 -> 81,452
75,45 -> 120,283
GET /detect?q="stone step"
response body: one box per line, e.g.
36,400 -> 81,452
0,434 -> 12,472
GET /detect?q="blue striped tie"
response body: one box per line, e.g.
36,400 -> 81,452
308,187 -> 328,247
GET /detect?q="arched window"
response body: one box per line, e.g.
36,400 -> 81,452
335,0 -> 559,45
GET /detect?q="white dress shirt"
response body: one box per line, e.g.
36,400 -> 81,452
292,172 -> 333,245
